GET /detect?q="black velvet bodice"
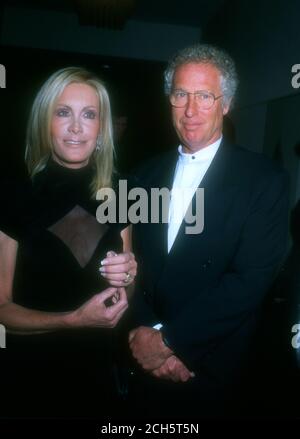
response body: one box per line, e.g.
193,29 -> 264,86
9,158 -> 123,312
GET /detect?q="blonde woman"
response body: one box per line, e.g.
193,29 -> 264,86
0,67 -> 136,418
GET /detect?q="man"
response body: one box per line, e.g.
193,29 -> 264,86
128,44 -> 289,418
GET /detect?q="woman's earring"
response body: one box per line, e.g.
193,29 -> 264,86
95,135 -> 102,151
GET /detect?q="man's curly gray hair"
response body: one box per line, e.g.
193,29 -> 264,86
164,44 -> 238,108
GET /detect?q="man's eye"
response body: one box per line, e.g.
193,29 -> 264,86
199,93 -> 211,100
175,92 -> 186,98
84,111 -> 96,119
56,109 -> 69,117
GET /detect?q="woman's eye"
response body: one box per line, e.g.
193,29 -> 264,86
84,111 -> 96,119
56,109 -> 69,117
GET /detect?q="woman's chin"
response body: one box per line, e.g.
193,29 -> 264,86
52,154 -> 90,169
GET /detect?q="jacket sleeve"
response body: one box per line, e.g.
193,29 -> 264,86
127,277 -> 161,330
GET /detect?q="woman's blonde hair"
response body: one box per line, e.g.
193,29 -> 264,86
25,66 -> 115,197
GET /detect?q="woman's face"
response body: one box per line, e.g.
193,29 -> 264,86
51,82 -> 100,168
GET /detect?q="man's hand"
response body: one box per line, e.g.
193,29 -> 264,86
129,326 -> 173,371
151,355 -> 195,382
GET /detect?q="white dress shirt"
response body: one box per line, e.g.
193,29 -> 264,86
167,137 -> 222,253
153,137 -> 222,331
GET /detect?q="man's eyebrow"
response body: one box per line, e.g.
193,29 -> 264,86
172,88 -> 211,93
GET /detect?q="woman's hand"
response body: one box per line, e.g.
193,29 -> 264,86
99,251 -> 137,287
70,287 -> 128,328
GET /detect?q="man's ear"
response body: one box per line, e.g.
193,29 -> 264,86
222,99 -> 231,116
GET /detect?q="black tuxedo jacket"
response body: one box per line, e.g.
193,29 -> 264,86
131,139 -> 289,386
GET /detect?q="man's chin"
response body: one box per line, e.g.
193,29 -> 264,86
181,140 -> 207,153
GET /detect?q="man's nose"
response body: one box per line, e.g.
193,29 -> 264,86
184,94 -> 198,117
68,118 -> 83,134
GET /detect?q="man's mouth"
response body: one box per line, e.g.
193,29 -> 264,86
183,123 -> 202,130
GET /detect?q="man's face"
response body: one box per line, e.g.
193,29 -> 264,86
171,62 -> 230,153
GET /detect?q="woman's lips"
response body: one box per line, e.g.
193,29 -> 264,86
64,140 -> 85,145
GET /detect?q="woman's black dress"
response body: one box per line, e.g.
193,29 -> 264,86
1,159 -> 125,418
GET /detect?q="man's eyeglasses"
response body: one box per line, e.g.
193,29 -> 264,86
169,89 -> 223,110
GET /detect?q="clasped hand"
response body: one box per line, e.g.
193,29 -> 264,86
129,326 -> 195,383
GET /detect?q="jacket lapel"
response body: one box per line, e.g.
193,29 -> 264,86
146,149 -> 178,259
167,139 -> 238,257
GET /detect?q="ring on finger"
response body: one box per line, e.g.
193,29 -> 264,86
124,272 -> 132,283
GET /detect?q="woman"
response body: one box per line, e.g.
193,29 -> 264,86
0,67 -> 136,418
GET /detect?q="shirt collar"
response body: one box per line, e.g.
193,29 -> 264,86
178,136 -> 222,164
